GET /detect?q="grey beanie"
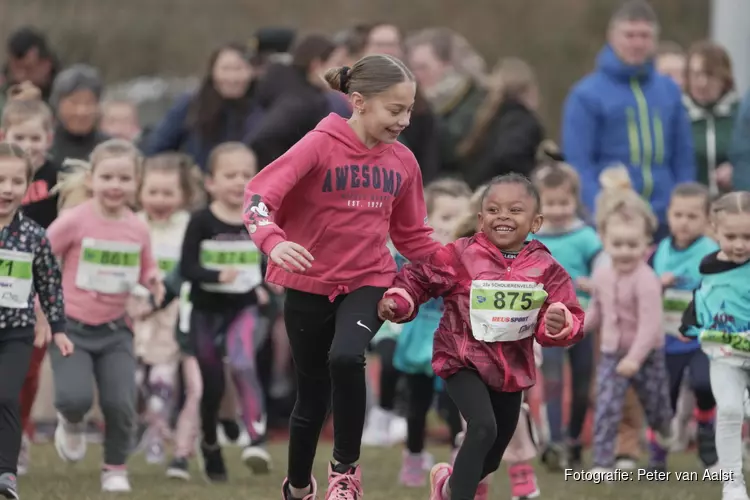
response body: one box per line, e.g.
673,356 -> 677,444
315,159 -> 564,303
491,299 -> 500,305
50,64 -> 103,109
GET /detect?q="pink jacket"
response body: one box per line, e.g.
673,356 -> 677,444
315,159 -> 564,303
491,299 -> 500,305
585,261 -> 664,367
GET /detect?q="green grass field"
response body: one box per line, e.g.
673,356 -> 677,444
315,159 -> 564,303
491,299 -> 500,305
16,442 -> 736,500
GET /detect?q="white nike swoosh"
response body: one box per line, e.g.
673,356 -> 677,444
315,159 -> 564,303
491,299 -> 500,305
357,320 -> 372,332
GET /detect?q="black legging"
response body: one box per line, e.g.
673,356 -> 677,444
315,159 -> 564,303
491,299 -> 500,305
374,338 -> 400,411
446,370 -> 523,500
283,286 -> 386,489
406,374 -> 462,453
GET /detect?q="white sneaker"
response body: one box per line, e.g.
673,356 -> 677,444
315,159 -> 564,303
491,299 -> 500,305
614,457 -> 637,470
241,445 -> 272,474
362,406 -> 398,446
588,467 -> 613,483
723,479 -> 750,500
101,469 -> 132,493
54,413 -> 87,463
390,415 -> 407,444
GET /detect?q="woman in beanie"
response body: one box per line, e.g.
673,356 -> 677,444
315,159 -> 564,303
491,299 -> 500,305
49,64 -> 109,165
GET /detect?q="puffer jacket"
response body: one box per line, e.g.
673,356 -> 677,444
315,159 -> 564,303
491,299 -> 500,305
391,234 -> 584,392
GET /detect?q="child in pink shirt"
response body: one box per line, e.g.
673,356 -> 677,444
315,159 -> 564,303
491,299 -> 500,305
585,191 -> 673,474
46,139 -> 161,493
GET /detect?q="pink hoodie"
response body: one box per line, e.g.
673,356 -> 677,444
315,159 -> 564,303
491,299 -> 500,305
243,113 -> 440,300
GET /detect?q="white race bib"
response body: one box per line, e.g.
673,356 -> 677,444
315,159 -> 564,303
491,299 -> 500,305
663,288 -> 693,337
0,249 -> 33,309
199,240 -> 262,294
76,239 -> 141,294
701,330 -> 750,368
154,244 -> 180,276
469,280 -> 547,342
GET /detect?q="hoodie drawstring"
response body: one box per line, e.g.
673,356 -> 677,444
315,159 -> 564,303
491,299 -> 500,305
328,284 -> 349,302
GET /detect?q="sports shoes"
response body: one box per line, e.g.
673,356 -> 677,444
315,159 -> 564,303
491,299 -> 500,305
101,468 -> 131,493
325,463 -> 363,500
242,445 -> 272,474
54,413 -> 87,463
282,477 -> 318,500
429,463 -> 452,500
508,463 -> 540,500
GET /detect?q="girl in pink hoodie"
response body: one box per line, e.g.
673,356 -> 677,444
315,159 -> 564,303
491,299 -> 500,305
243,54 -> 441,500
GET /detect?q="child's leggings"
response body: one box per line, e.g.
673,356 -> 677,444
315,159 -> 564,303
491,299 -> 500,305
709,360 -> 750,481
191,305 -> 268,446
173,356 -> 202,458
374,338 -> 401,413
282,287 -> 385,490
19,345 -> 46,437
446,369 -> 522,500
141,362 -> 177,440
665,349 -> 715,412
49,318 -> 136,467
405,374 -> 462,453
0,337 -> 34,475
541,334 -> 594,445
593,351 -> 672,468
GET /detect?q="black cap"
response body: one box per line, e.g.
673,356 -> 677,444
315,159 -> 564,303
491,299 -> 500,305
250,28 -> 296,55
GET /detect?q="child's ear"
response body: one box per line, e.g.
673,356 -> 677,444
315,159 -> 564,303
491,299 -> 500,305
531,213 -> 544,234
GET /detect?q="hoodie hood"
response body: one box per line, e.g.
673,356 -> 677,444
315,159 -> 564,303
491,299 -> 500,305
684,89 -> 740,121
596,44 -> 655,82
314,113 -> 392,157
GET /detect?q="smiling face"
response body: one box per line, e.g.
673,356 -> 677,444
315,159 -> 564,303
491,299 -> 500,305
3,117 -> 52,169
206,149 -> 256,209
140,169 -> 184,222
478,182 -> 543,252
603,215 -> 650,274
355,80 -> 416,145
212,48 -> 253,99
540,183 -> 577,229
714,212 -> 750,264
0,157 -> 29,223
89,155 -> 138,214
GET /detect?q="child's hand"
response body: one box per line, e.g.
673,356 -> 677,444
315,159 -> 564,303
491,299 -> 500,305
544,304 -> 567,337
256,286 -> 270,306
33,318 -> 52,348
53,333 -> 75,357
660,272 -> 676,288
575,277 -> 593,294
270,241 -> 314,273
219,268 -> 239,284
616,358 -> 639,377
378,298 -> 398,321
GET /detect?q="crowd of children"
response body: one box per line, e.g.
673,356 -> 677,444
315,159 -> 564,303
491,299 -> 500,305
0,46 -> 748,500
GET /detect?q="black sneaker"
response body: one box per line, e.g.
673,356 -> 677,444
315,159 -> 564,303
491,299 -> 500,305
199,442 -> 227,483
697,422 -> 718,468
166,457 -> 191,481
220,419 -> 241,442
0,473 -> 19,499
540,443 -> 567,471
568,443 -> 583,469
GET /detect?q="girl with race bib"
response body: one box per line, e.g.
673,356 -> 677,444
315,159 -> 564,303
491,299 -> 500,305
132,153 -> 202,465
244,55 -> 441,500
46,139 -> 163,493
0,143 -> 73,500
379,173 -> 584,500
586,191 -> 674,475
530,161 -> 600,470
680,191 -> 750,500
180,142 -> 271,482
394,179 -> 470,488
648,183 -> 719,472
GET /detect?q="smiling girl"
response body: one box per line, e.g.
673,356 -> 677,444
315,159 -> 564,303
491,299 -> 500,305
244,54 -> 441,500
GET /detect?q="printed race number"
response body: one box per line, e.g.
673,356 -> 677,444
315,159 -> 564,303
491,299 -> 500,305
493,291 -> 533,310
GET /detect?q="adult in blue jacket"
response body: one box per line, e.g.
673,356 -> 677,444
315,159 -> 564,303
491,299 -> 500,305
562,0 -> 695,238
730,89 -> 750,191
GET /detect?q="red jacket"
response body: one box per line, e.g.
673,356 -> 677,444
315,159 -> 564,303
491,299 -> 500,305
243,114 -> 441,300
391,234 -> 584,392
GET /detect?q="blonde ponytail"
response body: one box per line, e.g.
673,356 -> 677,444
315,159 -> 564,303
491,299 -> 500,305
52,158 -> 92,211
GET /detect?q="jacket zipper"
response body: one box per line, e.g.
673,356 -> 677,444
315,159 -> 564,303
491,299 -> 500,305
626,107 -> 640,166
499,261 -> 512,388
706,115 -> 718,196
653,111 -> 664,165
630,78 -> 654,200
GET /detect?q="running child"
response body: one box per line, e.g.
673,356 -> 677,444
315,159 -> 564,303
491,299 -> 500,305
0,97 -> 61,475
531,162 -> 600,469
649,182 -> 719,471
244,54 -> 442,500
46,139 -> 163,493
586,190 -> 674,474
394,178 -> 470,487
132,153 -> 200,464
181,142 -> 271,482
0,142 -> 73,500
379,173 -> 584,500
680,191 -> 750,500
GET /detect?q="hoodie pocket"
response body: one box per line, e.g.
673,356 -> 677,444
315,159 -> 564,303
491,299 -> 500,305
307,227 -> 389,281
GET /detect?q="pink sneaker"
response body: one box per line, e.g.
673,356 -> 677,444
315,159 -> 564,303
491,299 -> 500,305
429,463 -> 452,500
474,475 -> 491,500
282,477 -> 318,500
399,451 -> 426,487
326,463 -> 363,500
508,463 -> 540,500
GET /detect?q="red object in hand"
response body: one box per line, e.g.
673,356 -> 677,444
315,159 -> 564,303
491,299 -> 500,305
386,292 -> 412,319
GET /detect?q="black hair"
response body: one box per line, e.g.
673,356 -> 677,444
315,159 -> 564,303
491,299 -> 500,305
480,173 -> 541,211
7,27 -> 51,60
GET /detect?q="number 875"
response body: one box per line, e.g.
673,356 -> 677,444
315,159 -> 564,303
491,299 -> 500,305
494,291 -> 532,310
